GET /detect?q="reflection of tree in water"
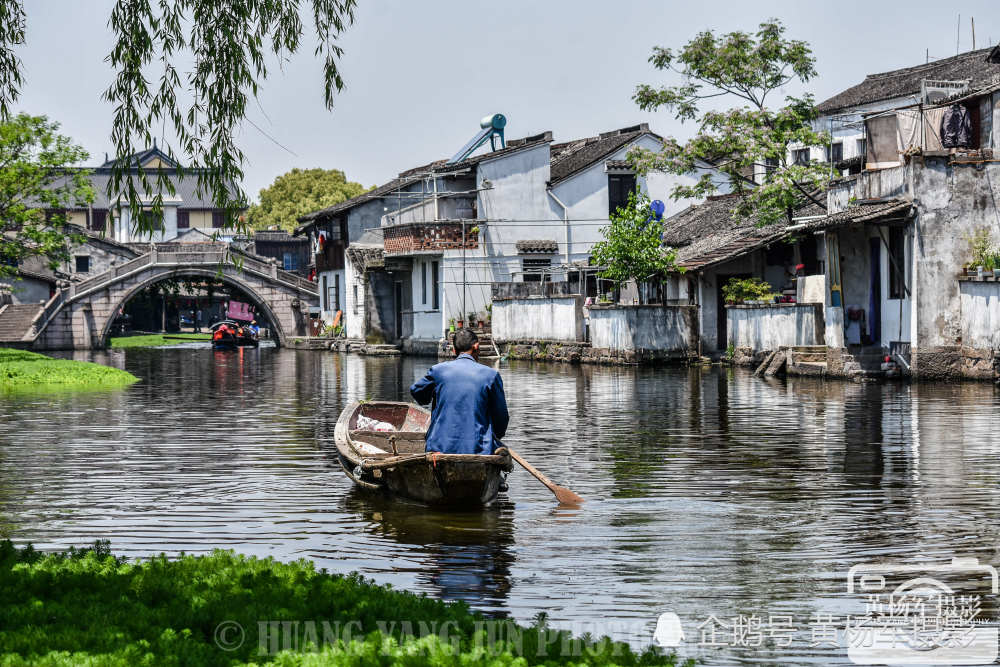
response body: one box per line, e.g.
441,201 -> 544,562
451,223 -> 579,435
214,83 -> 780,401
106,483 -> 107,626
343,490 -> 516,615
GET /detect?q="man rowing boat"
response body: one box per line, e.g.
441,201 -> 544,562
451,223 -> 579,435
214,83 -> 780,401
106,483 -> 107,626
409,329 -> 508,455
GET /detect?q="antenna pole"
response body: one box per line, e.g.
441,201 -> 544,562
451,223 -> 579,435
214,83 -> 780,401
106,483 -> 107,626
957,14 -> 961,54
972,16 -> 976,50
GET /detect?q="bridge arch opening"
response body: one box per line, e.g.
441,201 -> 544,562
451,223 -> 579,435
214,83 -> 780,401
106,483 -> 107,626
98,269 -> 288,348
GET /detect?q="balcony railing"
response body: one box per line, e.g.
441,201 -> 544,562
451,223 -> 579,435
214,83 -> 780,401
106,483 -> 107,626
383,222 -> 479,256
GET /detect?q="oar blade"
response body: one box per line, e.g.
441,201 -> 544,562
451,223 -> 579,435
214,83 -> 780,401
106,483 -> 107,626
554,485 -> 584,505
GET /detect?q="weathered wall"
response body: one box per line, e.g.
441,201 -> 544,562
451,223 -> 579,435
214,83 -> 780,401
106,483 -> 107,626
960,281 -> 1000,349
588,304 -> 698,354
492,296 -> 583,342
910,159 -> 999,378
727,303 -> 825,352
0,276 -> 50,305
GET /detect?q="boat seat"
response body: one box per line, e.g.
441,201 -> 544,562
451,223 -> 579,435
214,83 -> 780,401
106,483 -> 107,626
350,430 -> 425,455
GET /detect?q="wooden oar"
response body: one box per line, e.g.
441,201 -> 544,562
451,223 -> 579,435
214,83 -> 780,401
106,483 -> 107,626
508,448 -> 584,505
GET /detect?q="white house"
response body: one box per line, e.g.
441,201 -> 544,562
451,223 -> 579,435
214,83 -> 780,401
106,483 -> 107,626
298,120 -> 731,354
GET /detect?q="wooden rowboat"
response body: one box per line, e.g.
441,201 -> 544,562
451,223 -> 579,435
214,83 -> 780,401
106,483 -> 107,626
334,400 -> 512,507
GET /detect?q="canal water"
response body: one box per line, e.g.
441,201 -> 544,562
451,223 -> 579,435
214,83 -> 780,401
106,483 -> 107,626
3,345 -> 1000,665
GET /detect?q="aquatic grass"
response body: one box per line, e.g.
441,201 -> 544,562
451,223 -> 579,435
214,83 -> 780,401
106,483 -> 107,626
0,541 -> 692,666
0,348 -> 138,390
110,333 -> 212,348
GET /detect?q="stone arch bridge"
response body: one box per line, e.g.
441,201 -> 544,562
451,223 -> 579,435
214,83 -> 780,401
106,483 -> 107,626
30,248 -> 318,349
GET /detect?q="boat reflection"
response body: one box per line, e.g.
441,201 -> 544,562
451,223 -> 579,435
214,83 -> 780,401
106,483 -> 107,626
342,489 -> 516,614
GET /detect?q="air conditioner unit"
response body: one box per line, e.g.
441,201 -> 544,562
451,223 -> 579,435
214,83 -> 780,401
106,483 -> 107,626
921,79 -> 970,105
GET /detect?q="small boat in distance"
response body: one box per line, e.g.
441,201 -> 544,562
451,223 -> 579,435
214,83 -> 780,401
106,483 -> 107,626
334,400 -> 512,507
210,320 -> 259,349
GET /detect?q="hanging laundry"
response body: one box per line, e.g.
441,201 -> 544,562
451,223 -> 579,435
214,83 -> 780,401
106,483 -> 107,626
941,104 -> 972,148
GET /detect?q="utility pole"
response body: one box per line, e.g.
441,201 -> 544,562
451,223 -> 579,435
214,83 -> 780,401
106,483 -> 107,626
972,16 -> 976,50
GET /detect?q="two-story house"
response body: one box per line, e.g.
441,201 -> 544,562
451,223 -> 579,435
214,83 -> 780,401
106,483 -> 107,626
300,119 -> 730,354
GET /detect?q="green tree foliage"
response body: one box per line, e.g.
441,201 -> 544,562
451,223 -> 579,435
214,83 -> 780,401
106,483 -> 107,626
0,0 -> 357,237
0,113 -> 93,277
590,190 -> 678,297
248,168 -> 367,232
630,19 -> 829,226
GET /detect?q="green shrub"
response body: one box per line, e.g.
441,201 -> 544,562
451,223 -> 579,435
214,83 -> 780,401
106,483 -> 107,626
721,277 -> 777,304
0,542 -> 691,666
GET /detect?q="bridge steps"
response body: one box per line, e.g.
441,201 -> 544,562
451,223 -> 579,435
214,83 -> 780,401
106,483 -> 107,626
0,304 -> 44,343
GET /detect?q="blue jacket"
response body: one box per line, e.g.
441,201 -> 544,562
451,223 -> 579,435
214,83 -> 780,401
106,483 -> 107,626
410,354 -> 509,455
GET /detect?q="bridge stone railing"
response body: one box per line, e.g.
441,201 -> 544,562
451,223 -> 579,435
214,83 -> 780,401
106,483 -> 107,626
27,288 -> 70,341
68,249 -> 318,301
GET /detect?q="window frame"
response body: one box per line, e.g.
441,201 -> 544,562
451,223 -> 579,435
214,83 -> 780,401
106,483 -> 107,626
828,142 -> 843,164
74,255 -> 91,273
607,173 -> 637,216
792,148 -> 810,166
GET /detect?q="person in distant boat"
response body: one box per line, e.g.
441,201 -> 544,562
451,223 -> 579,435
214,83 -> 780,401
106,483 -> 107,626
410,328 -> 508,455
248,320 -> 260,336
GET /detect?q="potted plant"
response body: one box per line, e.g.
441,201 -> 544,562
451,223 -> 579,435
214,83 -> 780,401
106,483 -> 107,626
468,312 -> 477,327
456,318 -> 464,329
485,303 -> 492,323
991,253 -> 1000,278
477,312 -> 486,328
968,229 -> 993,278
449,318 -> 455,333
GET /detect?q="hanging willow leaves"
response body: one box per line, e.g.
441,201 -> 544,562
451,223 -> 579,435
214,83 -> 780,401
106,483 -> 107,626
0,0 -> 356,239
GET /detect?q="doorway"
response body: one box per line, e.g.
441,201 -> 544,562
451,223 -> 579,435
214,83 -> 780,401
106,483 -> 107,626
868,238 -> 881,346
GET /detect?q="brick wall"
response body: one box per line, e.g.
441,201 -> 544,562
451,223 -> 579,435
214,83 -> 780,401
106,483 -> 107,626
383,223 -> 478,256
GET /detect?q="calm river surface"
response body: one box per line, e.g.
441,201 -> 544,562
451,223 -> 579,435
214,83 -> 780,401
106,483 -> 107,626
4,345 -> 1000,665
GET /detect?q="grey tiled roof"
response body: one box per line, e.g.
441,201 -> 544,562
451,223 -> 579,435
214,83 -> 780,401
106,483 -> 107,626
252,231 -> 307,243
817,47 -> 1000,113
515,239 -> 558,253
549,124 -> 657,184
297,135 -> 553,226
666,194 -> 826,271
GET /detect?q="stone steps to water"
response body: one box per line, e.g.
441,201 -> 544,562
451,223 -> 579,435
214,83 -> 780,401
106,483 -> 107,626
0,304 -> 44,342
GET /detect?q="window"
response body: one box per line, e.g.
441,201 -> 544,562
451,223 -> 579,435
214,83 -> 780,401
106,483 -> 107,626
431,261 -> 440,310
888,227 -> 906,299
74,255 -> 90,273
140,210 -> 163,231
522,257 -> 551,282
763,156 -> 779,181
792,148 -> 810,166
353,284 -> 359,314
828,142 -> 843,164
212,211 -> 225,228
321,275 -> 328,311
421,261 -> 427,305
328,274 -> 341,312
608,174 -> 636,216
91,209 -> 107,232
283,252 -> 298,271
177,210 -> 190,229
856,138 -> 867,157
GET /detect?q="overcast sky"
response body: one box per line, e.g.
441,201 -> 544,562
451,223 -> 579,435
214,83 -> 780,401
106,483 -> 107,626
16,1 -> 1000,201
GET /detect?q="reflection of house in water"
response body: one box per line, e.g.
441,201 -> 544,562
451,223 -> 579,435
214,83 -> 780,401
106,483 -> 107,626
344,491 -> 515,614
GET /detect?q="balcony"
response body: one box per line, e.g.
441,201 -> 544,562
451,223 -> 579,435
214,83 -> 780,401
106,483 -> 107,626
383,222 -> 479,257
